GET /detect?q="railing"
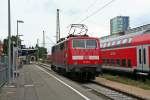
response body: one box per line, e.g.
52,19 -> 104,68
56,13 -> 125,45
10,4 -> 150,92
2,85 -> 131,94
0,63 -> 8,88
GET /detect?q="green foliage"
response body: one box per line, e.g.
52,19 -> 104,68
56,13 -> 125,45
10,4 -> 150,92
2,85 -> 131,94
101,74 -> 150,90
3,35 -> 21,55
37,47 -> 47,60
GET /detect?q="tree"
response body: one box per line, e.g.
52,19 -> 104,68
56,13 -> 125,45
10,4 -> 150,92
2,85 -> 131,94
3,36 -> 21,55
38,47 -> 47,60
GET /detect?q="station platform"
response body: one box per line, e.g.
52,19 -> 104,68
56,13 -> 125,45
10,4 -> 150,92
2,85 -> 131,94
0,64 -> 89,100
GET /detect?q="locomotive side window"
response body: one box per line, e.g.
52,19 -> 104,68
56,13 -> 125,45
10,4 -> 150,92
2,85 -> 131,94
52,47 -> 55,53
73,39 -> 85,48
86,40 -> 97,49
60,43 -> 64,50
65,41 -> 68,50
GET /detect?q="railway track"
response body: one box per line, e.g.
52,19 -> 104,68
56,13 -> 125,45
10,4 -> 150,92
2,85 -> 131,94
37,63 -> 142,100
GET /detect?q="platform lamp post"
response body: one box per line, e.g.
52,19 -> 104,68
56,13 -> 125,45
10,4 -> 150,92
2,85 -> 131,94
8,0 -> 11,83
16,20 -> 24,76
17,20 -> 24,47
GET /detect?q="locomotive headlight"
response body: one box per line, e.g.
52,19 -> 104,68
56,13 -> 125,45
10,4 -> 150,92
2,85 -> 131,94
74,61 -> 78,65
95,61 -> 98,64
65,53 -> 68,57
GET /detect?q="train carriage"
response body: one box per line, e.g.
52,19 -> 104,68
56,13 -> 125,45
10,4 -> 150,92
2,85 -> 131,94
100,32 -> 150,75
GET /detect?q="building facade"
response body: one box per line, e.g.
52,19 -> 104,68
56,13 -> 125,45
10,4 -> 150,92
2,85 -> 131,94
110,16 -> 129,35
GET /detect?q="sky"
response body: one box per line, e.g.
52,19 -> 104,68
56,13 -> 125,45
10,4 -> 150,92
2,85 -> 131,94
0,0 -> 150,53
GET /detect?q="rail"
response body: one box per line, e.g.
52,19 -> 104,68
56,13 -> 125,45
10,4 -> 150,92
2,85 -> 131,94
38,63 -> 144,100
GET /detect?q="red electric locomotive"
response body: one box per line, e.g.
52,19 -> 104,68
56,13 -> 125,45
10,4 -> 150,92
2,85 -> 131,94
51,24 -> 102,80
100,31 -> 150,75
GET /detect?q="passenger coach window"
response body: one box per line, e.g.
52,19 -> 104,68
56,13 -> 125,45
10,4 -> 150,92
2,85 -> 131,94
116,59 -> 120,66
73,40 -> 85,48
143,48 -> 146,64
128,59 -> 131,67
139,49 -> 141,64
122,59 -> 126,66
86,40 -> 97,49
111,59 -> 114,65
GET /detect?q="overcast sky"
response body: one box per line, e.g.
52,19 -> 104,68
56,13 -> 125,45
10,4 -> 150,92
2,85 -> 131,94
0,0 -> 150,53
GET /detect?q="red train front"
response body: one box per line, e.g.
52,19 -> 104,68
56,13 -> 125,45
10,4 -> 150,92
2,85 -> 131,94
51,35 -> 102,80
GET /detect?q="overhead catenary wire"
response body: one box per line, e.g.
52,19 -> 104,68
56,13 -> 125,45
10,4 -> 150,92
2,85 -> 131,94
78,0 -> 116,23
71,0 -> 99,24
85,0 -> 98,12
46,36 -> 55,45
61,0 -> 116,37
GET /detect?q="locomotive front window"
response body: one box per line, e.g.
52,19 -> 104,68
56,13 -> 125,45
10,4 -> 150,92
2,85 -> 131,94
73,40 -> 85,48
86,40 -> 97,48
72,39 -> 97,49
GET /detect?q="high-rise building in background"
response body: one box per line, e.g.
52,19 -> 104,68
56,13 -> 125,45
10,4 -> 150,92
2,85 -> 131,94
110,16 -> 129,35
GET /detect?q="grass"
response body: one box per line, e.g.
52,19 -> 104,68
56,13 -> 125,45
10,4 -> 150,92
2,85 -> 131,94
100,73 -> 150,90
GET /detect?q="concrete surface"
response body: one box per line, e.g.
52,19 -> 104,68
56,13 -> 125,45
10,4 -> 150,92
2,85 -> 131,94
0,64 -> 104,100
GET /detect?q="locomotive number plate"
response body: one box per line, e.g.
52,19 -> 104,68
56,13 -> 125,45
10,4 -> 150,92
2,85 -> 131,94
83,56 -> 89,59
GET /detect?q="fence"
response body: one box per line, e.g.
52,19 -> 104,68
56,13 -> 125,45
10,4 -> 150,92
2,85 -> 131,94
0,56 -> 8,88
0,65 -> 7,88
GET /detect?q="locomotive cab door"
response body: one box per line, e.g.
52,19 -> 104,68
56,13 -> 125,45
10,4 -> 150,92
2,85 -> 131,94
137,45 -> 149,73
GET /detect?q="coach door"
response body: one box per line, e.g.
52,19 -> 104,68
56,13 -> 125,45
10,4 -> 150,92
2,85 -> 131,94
137,45 -> 149,72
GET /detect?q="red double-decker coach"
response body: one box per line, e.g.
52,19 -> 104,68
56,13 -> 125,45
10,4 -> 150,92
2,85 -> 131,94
100,31 -> 150,75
